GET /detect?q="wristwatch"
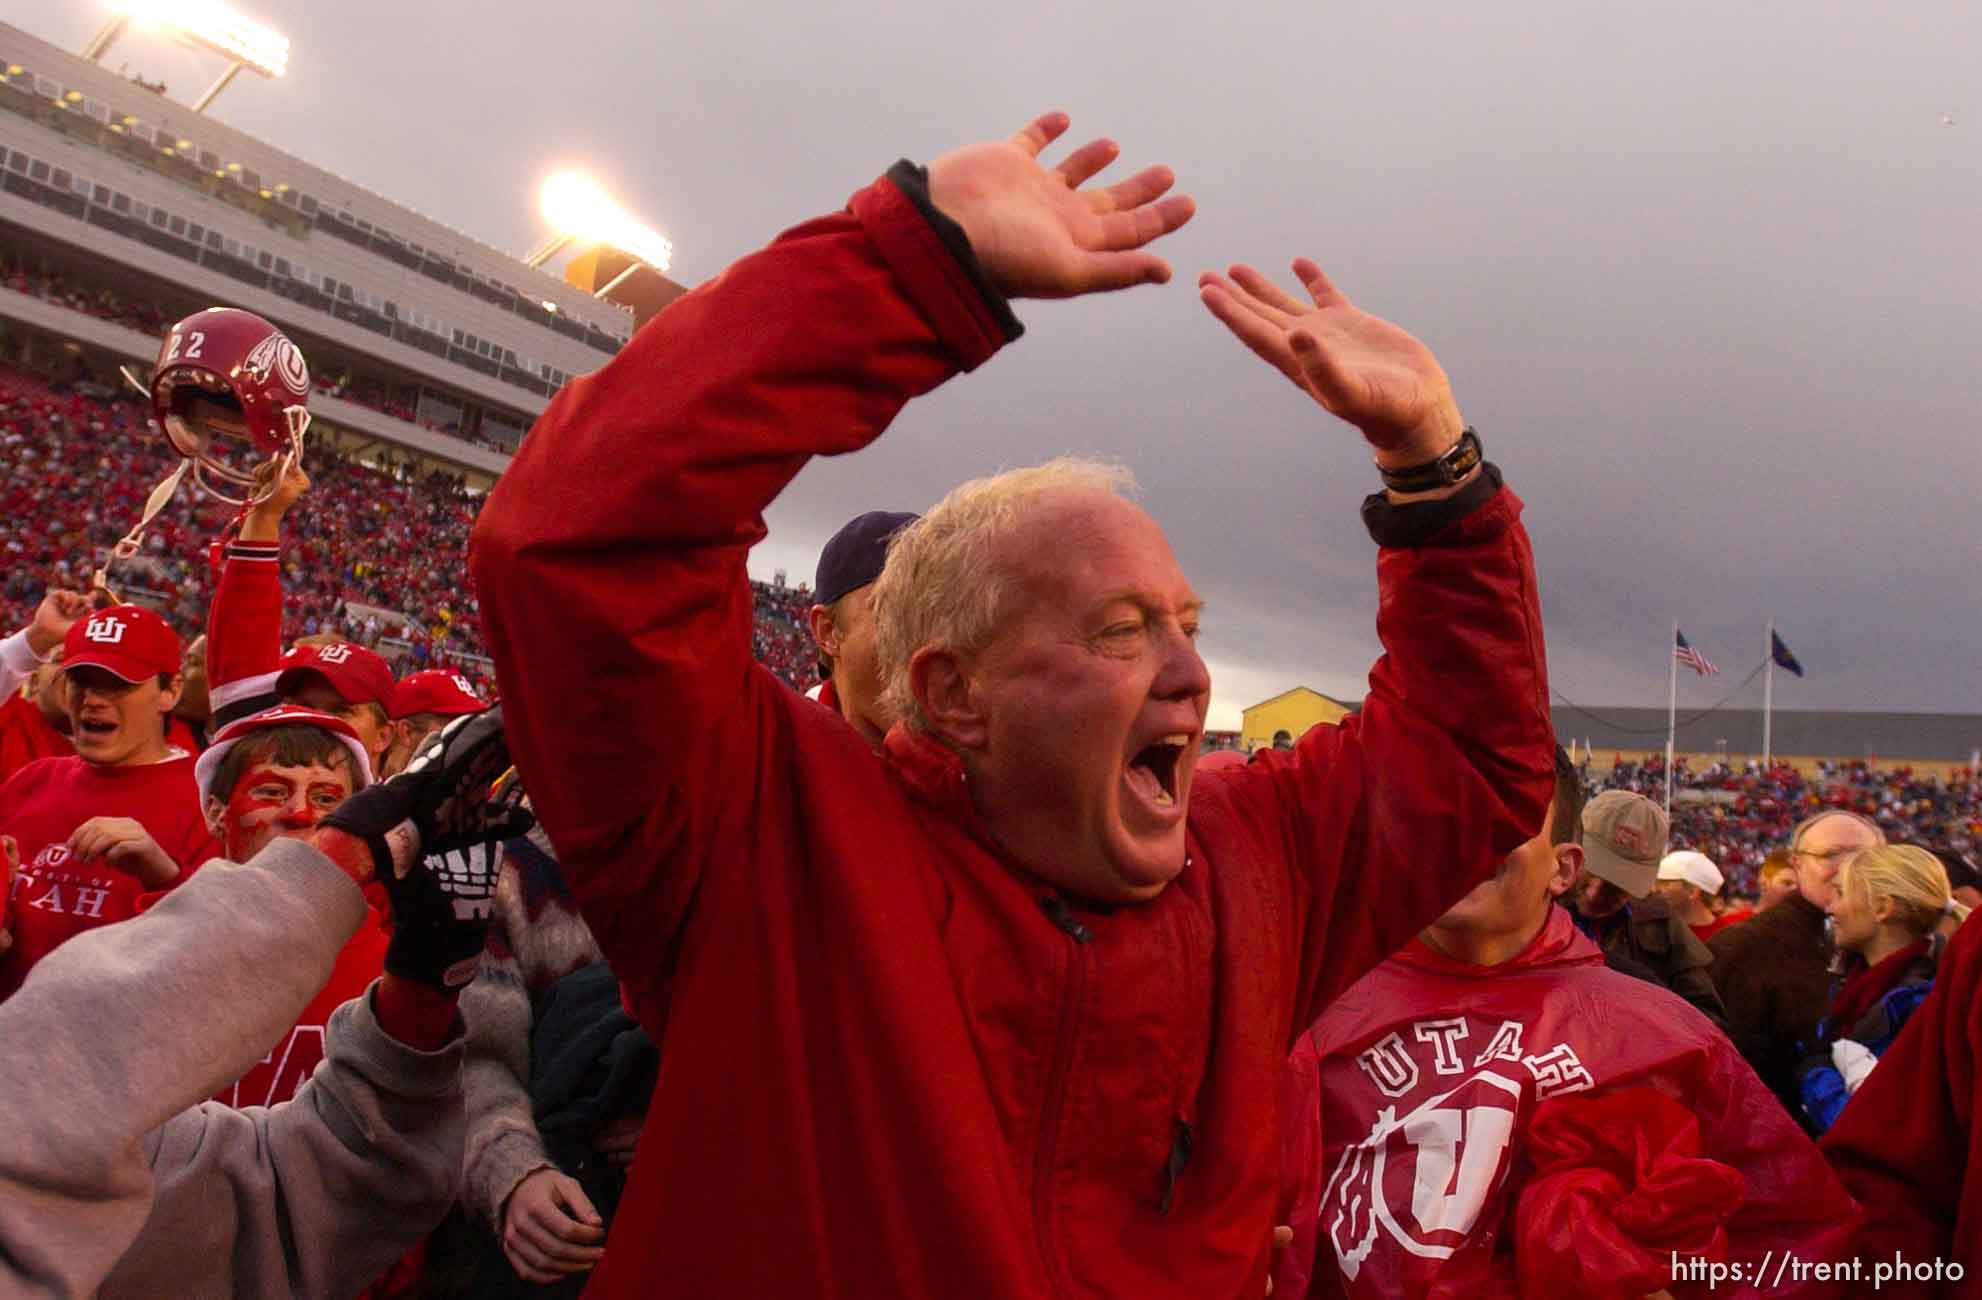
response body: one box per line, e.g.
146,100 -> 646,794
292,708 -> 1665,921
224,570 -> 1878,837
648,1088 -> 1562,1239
1378,428 -> 1482,493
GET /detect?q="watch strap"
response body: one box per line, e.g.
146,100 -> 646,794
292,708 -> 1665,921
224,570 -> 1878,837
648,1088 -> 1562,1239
1379,428 -> 1482,493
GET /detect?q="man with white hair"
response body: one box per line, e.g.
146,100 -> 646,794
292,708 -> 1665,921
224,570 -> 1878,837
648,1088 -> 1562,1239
1713,808 -> 1887,1124
471,113 -> 1554,1298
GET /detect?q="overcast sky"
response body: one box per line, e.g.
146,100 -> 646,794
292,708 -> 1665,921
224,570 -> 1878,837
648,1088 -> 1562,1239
18,1 -> 1978,730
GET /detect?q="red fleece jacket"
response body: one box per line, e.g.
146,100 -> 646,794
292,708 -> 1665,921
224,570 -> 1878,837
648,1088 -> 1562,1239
470,166 -> 1554,1299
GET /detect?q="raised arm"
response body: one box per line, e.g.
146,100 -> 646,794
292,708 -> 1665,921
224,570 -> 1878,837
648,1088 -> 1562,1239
0,589 -> 87,702
0,838 -> 363,1296
1197,261 -> 1554,1031
0,709 -> 522,1298
206,460 -> 310,728
113,983 -> 467,1300
470,113 -> 1192,1013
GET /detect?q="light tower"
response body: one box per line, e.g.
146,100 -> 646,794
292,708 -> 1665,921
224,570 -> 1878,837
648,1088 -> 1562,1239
82,0 -> 290,115
527,170 -> 685,327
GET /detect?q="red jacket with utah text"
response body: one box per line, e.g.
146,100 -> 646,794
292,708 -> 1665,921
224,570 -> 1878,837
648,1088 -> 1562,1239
469,166 -> 1555,1299
1277,906 -> 1860,1300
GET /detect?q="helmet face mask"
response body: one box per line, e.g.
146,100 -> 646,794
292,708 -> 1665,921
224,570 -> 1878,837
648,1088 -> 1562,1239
143,308 -> 312,506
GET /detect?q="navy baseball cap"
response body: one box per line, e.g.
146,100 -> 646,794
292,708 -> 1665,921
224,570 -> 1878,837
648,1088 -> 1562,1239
814,511 -> 918,607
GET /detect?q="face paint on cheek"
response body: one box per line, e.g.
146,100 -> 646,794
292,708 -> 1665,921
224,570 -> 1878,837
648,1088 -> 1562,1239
223,768 -> 295,857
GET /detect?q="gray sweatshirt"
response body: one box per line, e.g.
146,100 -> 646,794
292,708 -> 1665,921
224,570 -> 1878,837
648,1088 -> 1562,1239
0,835 -> 466,1299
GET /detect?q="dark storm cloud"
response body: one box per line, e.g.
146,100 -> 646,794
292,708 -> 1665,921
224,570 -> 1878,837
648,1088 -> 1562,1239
26,0 -> 1978,726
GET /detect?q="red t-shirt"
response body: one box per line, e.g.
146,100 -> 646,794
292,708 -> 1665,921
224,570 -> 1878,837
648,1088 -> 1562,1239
0,752 -> 220,1000
0,694 -> 72,787
215,907 -> 390,1107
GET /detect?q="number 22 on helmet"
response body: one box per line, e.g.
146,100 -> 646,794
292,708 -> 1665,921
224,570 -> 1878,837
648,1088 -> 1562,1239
123,306 -> 312,506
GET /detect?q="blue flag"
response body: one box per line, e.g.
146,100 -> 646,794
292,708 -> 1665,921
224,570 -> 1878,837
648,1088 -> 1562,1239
1771,631 -> 1804,677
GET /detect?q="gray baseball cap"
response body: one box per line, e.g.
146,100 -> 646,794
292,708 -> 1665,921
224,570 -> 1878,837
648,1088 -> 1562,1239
1580,790 -> 1669,899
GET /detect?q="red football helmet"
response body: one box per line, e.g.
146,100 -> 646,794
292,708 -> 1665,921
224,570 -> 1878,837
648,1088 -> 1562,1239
133,307 -> 312,504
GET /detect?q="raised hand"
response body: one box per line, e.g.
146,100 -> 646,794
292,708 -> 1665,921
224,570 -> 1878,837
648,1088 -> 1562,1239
241,456 -> 311,541
26,588 -> 89,658
319,707 -> 531,991
927,111 -> 1195,299
1199,260 -> 1464,464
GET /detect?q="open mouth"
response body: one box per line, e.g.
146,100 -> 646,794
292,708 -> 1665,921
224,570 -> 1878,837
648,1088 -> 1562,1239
77,718 -> 118,739
1126,733 -> 1192,809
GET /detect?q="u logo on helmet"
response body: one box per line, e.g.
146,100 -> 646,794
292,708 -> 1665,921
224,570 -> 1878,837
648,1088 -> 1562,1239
243,333 -> 311,397
84,617 -> 128,644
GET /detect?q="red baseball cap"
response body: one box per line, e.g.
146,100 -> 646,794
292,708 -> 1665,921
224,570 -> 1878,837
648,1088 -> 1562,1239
391,669 -> 486,720
276,642 -> 396,710
61,604 -> 182,683
195,703 -> 375,798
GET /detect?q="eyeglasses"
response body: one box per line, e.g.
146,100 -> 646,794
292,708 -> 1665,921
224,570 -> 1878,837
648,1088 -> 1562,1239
1793,845 -> 1861,862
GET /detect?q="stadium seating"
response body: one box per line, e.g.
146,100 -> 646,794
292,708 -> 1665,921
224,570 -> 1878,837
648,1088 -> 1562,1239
2,254 -> 507,452
1592,754 -> 1979,896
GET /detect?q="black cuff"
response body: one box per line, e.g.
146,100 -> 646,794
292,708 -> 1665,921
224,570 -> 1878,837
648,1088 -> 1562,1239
885,159 -> 1024,344
1360,462 -> 1504,548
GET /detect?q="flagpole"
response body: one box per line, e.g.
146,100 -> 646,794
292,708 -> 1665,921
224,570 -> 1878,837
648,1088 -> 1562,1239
1763,619 -> 1775,770
1666,618 -> 1679,820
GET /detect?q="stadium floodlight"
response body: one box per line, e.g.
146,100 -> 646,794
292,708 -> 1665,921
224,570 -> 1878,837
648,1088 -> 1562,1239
535,171 -> 674,277
83,0 -> 289,114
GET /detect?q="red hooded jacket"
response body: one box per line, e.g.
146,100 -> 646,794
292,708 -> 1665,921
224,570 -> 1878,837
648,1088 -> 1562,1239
470,165 -> 1554,1298
1278,906 -> 1859,1299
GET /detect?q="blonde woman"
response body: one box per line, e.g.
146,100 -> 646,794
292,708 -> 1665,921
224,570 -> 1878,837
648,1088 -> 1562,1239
1797,844 -> 1969,1132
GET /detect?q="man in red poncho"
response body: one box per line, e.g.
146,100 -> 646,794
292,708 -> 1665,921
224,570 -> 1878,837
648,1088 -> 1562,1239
1276,747 -> 1859,1299
470,111 -> 1555,1297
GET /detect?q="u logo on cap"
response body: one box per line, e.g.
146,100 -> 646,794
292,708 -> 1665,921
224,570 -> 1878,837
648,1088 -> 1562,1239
317,644 -> 353,664
84,618 -> 127,644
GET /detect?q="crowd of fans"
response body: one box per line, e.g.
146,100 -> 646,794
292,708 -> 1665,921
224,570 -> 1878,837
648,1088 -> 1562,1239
2,266 -> 1978,1295
1595,753 -> 1981,897
0,368 -> 823,699
1,254 -> 174,338
751,582 -> 822,694
4,360 -> 1969,874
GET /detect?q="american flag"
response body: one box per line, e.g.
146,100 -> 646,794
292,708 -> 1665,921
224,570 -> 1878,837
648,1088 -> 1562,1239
1674,629 -> 1719,677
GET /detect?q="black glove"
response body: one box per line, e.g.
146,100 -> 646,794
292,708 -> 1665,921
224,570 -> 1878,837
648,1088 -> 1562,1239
321,706 -> 533,991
